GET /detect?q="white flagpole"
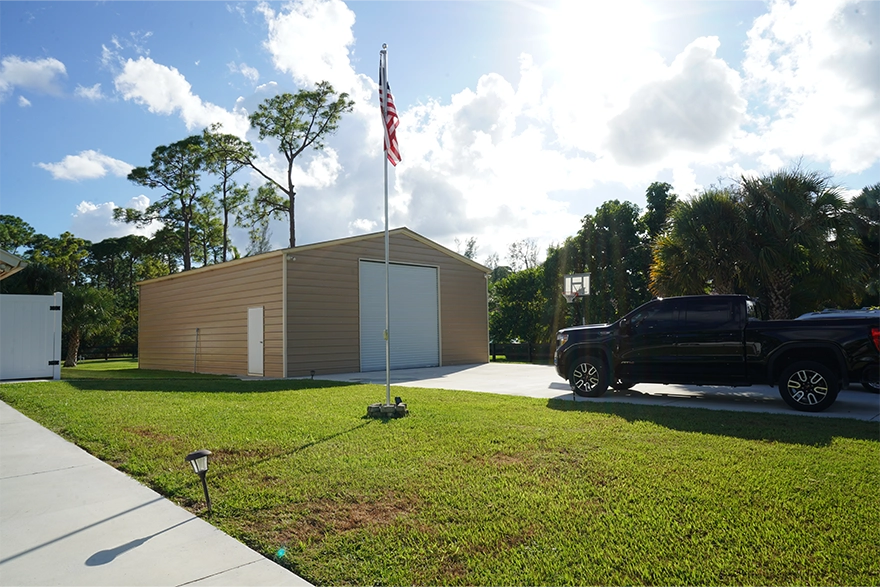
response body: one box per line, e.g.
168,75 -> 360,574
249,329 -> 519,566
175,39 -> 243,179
381,44 -> 391,407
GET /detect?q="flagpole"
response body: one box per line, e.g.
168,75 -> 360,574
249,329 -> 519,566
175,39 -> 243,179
381,44 -> 391,407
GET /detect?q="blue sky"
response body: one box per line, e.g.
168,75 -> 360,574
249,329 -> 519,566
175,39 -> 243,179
1,0 -> 878,265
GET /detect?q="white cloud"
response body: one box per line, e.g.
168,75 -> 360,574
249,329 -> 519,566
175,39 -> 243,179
244,147 -> 343,193
18,95 -> 31,107
606,37 -> 746,166
227,3 -> 248,22
380,60 -> 588,251
302,148 -> 343,188
71,195 -> 162,243
0,56 -> 67,98
671,166 -> 702,197
114,56 -> 250,137
840,187 -> 862,202
37,150 -> 133,181
101,44 -> 118,69
741,0 -> 880,173
111,31 -> 153,56
228,61 -> 259,83
75,83 -> 105,101
348,218 -> 376,233
256,0 -> 368,100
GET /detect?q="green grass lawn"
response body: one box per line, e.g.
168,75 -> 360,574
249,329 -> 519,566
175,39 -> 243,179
61,358 -> 230,380
2,360 -> 878,585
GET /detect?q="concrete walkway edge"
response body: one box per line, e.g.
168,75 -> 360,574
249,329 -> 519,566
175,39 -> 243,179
0,400 -> 311,587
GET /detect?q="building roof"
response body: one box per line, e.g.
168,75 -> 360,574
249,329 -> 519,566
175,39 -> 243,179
0,249 -> 27,281
137,227 -> 490,286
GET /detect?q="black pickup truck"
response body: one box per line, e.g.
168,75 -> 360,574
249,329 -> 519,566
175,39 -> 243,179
554,294 -> 880,412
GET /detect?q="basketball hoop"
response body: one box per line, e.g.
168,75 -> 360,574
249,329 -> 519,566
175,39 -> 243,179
562,273 -> 590,304
563,273 -> 590,325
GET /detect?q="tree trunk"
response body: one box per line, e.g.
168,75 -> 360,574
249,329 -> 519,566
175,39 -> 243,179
222,176 -> 229,262
183,219 -> 192,271
767,268 -> 793,320
288,192 -> 296,248
65,328 -> 81,367
223,210 -> 229,262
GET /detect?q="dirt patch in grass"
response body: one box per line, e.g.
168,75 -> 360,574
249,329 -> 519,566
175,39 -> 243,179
469,524 -> 539,556
488,451 -> 529,467
125,426 -> 178,443
297,494 -> 417,538
241,493 -> 419,545
464,450 -> 532,469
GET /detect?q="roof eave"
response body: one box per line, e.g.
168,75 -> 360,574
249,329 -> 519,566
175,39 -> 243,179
0,249 -> 28,282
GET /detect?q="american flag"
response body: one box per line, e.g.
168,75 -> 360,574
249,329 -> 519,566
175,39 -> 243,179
379,57 -> 401,166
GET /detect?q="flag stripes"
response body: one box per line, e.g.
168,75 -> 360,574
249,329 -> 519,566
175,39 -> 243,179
379,52 -> 401,166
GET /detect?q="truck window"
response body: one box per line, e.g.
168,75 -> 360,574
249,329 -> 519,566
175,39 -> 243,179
629,301 -> 677,332
746,300 -> 761,321
681,299 -> 737,330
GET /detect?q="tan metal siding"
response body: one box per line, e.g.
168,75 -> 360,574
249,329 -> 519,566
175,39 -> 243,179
285,232 -> 488,376
137,229 -> 487,378
439,265 -> 490,365
139,256 -> 284,376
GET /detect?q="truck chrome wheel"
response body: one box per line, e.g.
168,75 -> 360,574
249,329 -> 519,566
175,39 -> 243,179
862,379 -> 880,393
779,361 -> 839,412
568,358 -> 609,398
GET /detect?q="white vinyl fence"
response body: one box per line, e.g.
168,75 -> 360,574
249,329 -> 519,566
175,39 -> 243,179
0,292 -> 63,381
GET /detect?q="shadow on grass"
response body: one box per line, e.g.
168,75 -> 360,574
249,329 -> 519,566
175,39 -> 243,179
142,420 -> 379,501
65,378 -> 359,394
545,398 -> 880,446
61,369 -> 230,381
212,421 -> 374,480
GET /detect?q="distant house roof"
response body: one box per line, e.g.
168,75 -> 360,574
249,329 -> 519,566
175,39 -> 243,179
0,249 -> 27,281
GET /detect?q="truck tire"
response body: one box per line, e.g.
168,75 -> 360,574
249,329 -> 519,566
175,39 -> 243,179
862,379 -> 880,393
778,361 -> 839,412
568,357 -> 609,397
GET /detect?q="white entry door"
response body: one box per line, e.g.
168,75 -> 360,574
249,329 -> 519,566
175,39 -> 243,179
247,307 -> 264,376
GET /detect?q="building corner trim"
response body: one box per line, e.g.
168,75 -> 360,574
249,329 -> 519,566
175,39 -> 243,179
282,255 -> 288,378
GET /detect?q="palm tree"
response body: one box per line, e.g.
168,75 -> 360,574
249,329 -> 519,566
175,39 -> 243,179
738,167 -> 865,319
849,183 -> 879,307
650,188 -> 745,296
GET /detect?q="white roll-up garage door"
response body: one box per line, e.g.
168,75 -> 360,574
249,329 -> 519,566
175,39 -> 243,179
359,261 -> 439,371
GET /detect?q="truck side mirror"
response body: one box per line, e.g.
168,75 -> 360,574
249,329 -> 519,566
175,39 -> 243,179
619,318 -> 630,335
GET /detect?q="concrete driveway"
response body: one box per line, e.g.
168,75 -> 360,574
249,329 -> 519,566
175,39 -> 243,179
315,362 -> 880,421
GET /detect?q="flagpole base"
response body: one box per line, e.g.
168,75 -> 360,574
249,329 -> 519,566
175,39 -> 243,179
366,402 -> 408,419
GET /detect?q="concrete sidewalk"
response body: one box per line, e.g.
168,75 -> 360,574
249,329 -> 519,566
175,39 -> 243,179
314,362 -> 880,421
0,401 -> 311,587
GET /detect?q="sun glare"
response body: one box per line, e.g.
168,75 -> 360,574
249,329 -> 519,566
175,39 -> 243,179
548,0 -> 655,70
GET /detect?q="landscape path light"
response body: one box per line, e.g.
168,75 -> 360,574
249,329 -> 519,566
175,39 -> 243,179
185,449 -> 212,513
